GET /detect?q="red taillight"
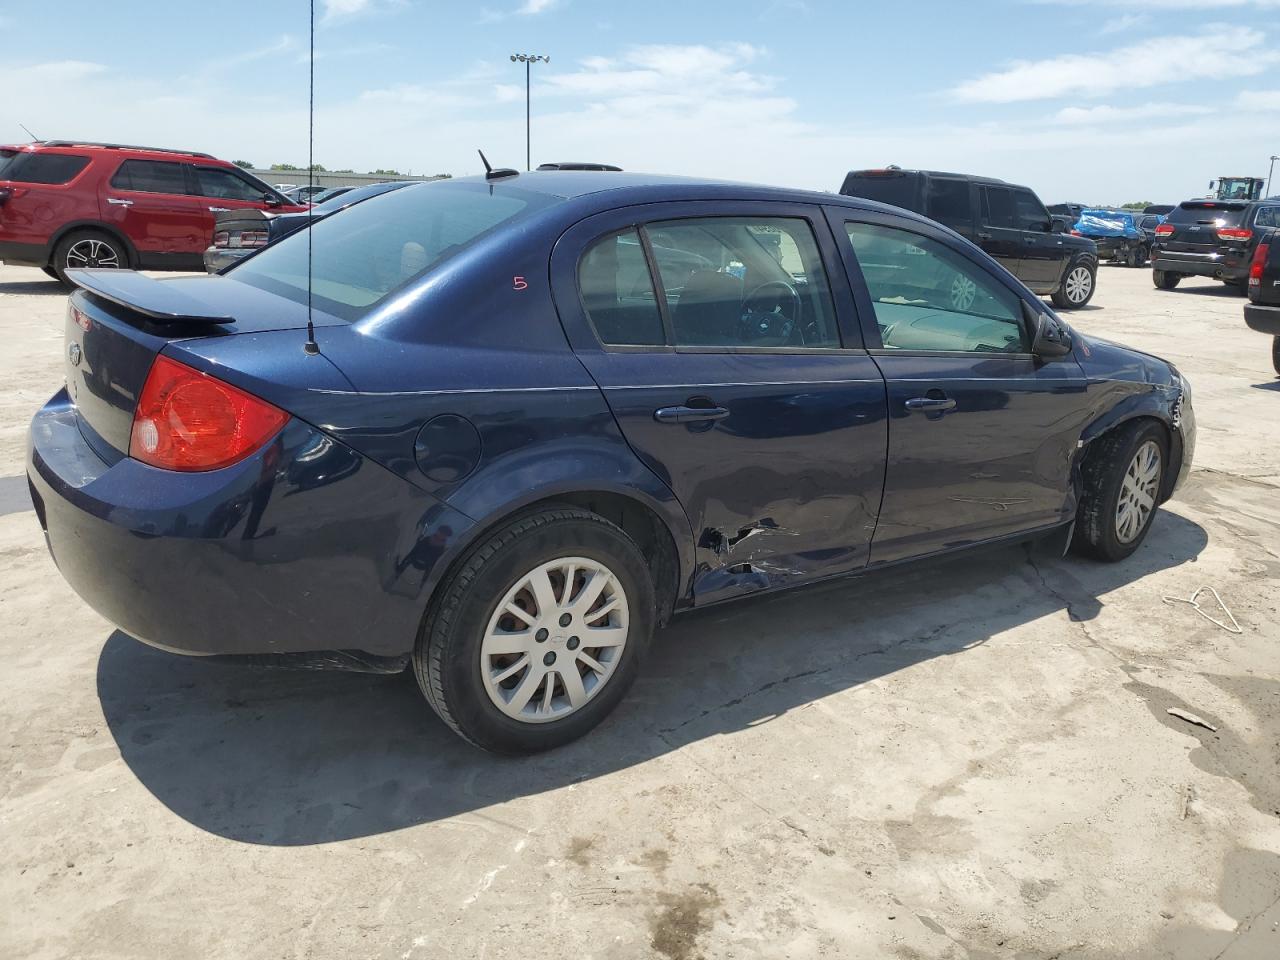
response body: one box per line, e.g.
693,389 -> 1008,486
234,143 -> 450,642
1250,242 -> 1270,287
1154,223 -> 1175,237
129,356 -> 289,471
212,230 -> 230,247
1069,229 -> 1083,236
239,230 -> 269,248
1218,227 -> 1252,241
70,304 -> 92,331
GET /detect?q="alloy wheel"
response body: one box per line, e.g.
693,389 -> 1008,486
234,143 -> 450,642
480,556 -> 629,723
1115,440 -> 1161,544
950,274 -> 977,311
1064,265 -> 1092,304
65,238 -> 121,270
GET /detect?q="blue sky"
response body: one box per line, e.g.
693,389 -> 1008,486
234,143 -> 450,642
6,0 -> 1280,203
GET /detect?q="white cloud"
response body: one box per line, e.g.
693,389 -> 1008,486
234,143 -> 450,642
517,0 -> 562,12
1041,0 -> 1280,7
1054,102 -> 1212,124
954,26 -> 1278,102
1235,89 -> 1280,110
1099,12 -> 1148,34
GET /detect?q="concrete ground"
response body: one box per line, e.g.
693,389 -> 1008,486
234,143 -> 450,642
1,261 -> 1278,960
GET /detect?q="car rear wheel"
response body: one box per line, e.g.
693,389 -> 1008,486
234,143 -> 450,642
1051,261 -> 1096,309
1272,336 -> 1280,377
414,507 -> 655,753
1153,269 -> 1181,290
1072,420 -> 1167,562
52,231 -> 128,287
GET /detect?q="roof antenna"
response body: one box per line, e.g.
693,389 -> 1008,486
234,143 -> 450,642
303,0 -> 320,356
478,149 -> 493,174
477,149 -> 520,182
19,122 -> 40,142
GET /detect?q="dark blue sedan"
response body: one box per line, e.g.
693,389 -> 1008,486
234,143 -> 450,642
27,172 -> 1195,753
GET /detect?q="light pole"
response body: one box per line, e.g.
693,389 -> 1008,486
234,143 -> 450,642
1268,155 -> 1279,199
510,53 -> 549,171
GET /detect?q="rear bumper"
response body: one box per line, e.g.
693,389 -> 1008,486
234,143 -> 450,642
27,388 -> 474,660
0,239 -> 49,268
203,246 -> 251,274
1152,251 -> 1247,280
1244,302 -> 1280,336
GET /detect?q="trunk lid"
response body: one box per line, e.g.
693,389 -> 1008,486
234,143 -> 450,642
63,270 -> 347,459
1161,200 -> 1248,252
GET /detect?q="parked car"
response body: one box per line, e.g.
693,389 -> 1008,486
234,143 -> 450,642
0,140 -> 306,285
308,185 -> 356,205
29,172 -> 1194,753
1071,209 -> 1150,267
842,168 -> 1099,309
1245,226 -> 1280,374
1048,202 -> 1087,223
204,180 -> 415,273
1151,198 -> 1280,291
283,184 -> 326,203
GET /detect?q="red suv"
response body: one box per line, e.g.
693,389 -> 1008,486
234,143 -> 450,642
0,141 -> 307,285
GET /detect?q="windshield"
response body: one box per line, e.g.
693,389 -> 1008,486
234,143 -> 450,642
229,181 -> 557,320
1169,202 -> 1247,228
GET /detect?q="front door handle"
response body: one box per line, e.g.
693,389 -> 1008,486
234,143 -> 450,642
209,206 -> 231,213
904,397 -> 957,413
106,198 -> 133,206
654,404 -> 730,423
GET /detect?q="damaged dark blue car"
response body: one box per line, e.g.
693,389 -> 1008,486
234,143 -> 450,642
27,172 -> 1195,753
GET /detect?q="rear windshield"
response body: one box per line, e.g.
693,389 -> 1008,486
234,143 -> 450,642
1168,201 -> 1247,228
228,181 -> 558,320
0,151 -> 90,184
841,172 -> 918,210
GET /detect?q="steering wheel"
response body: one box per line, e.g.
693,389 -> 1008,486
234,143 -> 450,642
739,280 -> 803,343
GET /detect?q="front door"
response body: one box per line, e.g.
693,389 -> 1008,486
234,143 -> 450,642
830,208 -> 1090,564
1011,186 -> 1067,288
551,202 -> 889,604
187,165 -> 291,255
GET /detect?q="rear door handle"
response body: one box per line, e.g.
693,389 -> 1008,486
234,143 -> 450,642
977,231 -> 992,241
904,397 -> 957,413
106,198 -> 133,206
654,405 -> 730,423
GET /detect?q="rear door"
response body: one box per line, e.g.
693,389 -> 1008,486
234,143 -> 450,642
976,185 -> 1024,279
828,207 -> 1090,564
103,159 -> 207,260
551,200 -> 889,604
1011,186 -> 1066,287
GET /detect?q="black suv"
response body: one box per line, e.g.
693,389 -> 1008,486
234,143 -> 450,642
841,169 -> 1099,309
1151,198 -> 1280,291
1245,226 -> 1280,374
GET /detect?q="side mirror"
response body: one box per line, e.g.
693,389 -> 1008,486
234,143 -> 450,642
1049,215 -> 1070,233
1023,301 -> 1072,358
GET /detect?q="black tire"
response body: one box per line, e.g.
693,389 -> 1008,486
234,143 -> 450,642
41,265 -> 59,281
51,230 -> 128,287
1051,259 -> 1096,309
1124,246 -> 1138,268
1272,336 -> 1280,377
1153,269 -> 1181,290
414,507 -> 655,754
1222,278 -> 1247,296
1072,420 -> 1168,563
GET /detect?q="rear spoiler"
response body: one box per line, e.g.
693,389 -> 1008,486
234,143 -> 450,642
66,269 -> 235,324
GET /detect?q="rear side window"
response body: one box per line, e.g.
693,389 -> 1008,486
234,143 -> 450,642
3,153 -> 90,184
0,149 -> 17,178
926,178 -> 971,226
229,182 -> 556,321
841,172 -> 918,211
1168,202 -> 1247,228
110,159 -> 188,195
192,166 -> 270,202
578,229 -> 666,346
1252,207 -> 1279,229
981,186 -> 1016,228
845,221 -> 1027,354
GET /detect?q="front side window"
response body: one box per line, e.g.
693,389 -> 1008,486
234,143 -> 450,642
643,217 -> 840,349
229,182 -> 556,321
192,166 -> 270,202
845,221 -> 1028,354
1012,189 -> 1050,230
578,229 -> 665,346
981,186 -> 1016,228
110,159 -> 187,195
4,153 -> 90,185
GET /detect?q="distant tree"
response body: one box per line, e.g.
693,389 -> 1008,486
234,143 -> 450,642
1121,201 -> 1153,211
434,173 -> 452,179
270,162 -> 301,171
232,160 -> 256,169
371,168 -> 403,176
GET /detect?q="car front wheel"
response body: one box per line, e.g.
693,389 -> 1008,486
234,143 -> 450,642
1051,260 -> 1096,309
414,507 -> 655,753
1072,420 -> 1167,562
